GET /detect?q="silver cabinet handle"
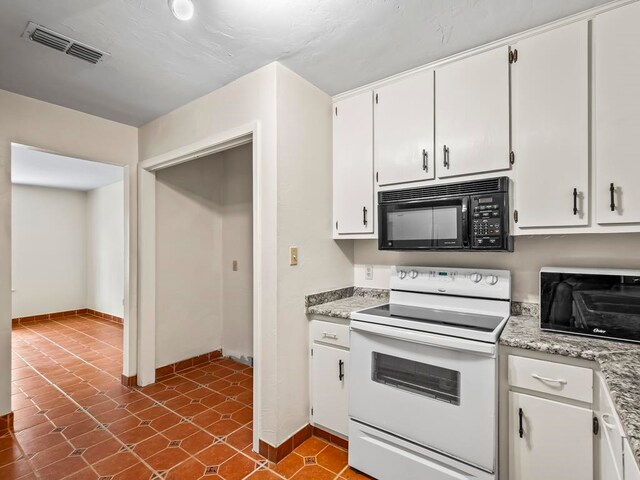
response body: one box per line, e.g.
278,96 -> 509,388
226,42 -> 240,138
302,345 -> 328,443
443,145 -> 450,168
531,373 -> 567,385
322,332 -> 338,340
422,149 -> 428,172
601,414 -> 616,430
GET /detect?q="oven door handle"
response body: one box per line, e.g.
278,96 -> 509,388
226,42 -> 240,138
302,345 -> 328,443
350,321 -> 496,357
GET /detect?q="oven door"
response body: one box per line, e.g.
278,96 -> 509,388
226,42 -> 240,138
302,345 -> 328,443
349,320 -> 497,473
378,196 -> 468,250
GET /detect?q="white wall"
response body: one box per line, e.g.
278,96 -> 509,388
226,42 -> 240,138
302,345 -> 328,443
155,145 -> 254,367
156,156 -> 225,368
139,63 -> 355,447
11,185 -> 87,317
139,63 -> 280,444
275,64 -> 354,441
221,144 -> 253,360
87,180 -> 125,318
0,89 -> 138,416
354,233 -> 640,301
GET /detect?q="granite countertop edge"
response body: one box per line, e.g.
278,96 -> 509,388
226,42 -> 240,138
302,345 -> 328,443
304,287 -> 389,319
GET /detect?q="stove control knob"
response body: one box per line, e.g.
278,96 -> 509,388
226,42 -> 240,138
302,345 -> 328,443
409,270 -> 419,279
470,273 -> 483,283
398,270 -> 407,280
485,275 -> 499,286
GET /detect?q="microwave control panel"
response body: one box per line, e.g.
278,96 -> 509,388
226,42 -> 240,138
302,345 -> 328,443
470,193 -> 507,249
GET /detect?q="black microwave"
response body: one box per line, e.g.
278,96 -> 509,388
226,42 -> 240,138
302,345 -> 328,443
378,176 -> 513,251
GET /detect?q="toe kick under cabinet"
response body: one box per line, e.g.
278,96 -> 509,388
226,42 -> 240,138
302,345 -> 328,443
501,348 -> 640,480
309,319 -> 350,438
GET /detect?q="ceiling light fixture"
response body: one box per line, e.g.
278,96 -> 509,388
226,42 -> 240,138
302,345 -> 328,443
169,0 -> 194,21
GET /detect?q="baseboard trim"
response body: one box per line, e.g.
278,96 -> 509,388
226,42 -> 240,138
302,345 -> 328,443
259,424 -> 313,463
121,374 -> 138,387
120,349 -> 224,387
155,349 -> 223,379
312,425 -> 348,450
86,309 -> 124,325
0,412 -> 14,434
13,309 -> 89,323
12,308 -> 123,325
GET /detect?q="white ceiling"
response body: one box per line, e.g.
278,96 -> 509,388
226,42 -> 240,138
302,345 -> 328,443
11,145 -> 123,191
0,0 -> 613,127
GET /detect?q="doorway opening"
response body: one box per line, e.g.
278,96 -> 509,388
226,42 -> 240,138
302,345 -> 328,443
155,143 -> 254,368
10,143 -> 129,376
138,128 -> 261,451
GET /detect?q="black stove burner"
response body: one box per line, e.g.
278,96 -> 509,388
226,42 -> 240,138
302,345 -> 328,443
359,303 -> 504,332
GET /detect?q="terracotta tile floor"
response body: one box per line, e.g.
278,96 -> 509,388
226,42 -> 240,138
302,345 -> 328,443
2,314 -> 367,480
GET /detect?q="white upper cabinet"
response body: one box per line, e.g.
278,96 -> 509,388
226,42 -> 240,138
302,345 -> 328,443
513,21 -> 589,228
436,46 -> 511,178
594,1 -> 640,225
333,92 -> 374,236
374,70 -> 435,186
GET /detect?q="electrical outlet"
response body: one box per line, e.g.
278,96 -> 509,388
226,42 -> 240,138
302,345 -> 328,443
232,260 -> 238,271
365,265 -> 374,280
290,247 -> 298,266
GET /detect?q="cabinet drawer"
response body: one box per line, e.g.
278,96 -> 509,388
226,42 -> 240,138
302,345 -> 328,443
508,355 -> 593,403
310,321 -> 350,349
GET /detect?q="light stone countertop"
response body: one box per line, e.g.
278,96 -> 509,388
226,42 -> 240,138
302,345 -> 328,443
304,287 -> 389,319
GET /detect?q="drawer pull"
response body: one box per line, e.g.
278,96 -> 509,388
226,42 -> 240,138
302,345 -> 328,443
531,373 -> 567,385
601,414 -> 616,430
322,332 -> 338,340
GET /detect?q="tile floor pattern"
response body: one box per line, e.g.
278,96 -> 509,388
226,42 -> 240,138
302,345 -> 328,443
2,314 -> 371,480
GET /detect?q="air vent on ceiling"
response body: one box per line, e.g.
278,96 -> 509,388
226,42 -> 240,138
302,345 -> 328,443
22,22 -> 109,64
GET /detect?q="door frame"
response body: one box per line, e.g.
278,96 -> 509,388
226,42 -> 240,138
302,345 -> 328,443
138,121 -> 263,451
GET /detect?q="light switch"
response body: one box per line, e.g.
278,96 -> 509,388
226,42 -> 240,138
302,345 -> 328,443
290,247 -> 298,266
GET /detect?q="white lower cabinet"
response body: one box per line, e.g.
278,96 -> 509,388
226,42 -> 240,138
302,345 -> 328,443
597,374 -> 624,480
625,441 -> 640,480
509,391 -> 593,480
505,354 -> 640,480
310,320 -> 349,437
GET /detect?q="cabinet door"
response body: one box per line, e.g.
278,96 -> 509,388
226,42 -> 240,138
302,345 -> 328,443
436,46 -> 511,178
509,392 -> 593,480
597,375 -> 624,480
513,21 -> 589,228
333,92 -> 374,235
374,70 -> 435,186
311,343 -> 349,436
594,2 -> 640,225
624,440 -> 640,480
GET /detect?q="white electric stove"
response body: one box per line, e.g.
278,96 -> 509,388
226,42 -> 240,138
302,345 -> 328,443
349,266 -> 511,480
